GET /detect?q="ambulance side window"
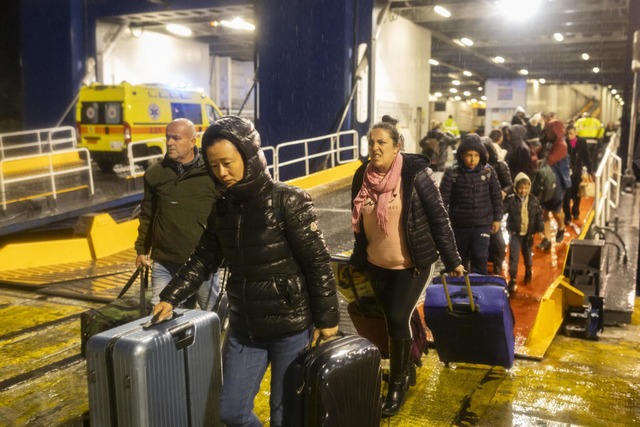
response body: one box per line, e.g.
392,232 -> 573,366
205,105 -> 217,125
171,103 -> 201,125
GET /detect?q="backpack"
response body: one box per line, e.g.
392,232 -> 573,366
532,161 -> 556,203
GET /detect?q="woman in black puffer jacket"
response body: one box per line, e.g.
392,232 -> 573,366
154,116 -> 339,427
351,116 -> 463,417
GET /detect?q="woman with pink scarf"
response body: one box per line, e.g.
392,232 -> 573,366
350,115 -> 464,417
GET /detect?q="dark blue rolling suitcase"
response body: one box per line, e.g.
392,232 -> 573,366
424,272 -> 515,368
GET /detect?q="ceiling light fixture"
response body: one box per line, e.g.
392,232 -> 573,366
553,33 -> 564,42
481,95 -> 487,101
493,56 -> 505,64
592,67 -> 600,73
581,53 -> 590,60
463,70 -> 472,77
460,37 -> 474,46
539,78 -> 546,84
454,95 -> 462,101
429,59 -> 440,66
478,86 -> 483,91
496,0 -> 541,21
220,17 -> 255,31
452,80 -> 461,86
450,88 -> 458,93
434,5 -> 451,18
611,89 -> 617,94
519,69 -> 529,75
166,24 -> 192,37
434,92 -> 443,97
463,91 -> 471,96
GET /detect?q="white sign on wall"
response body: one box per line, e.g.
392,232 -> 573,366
484,78 -> 527,131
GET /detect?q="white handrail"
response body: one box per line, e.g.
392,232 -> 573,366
0,147 -> 94,211
274,130 -> 359,181
0,126 -> 77,161
594,132 -> 622,228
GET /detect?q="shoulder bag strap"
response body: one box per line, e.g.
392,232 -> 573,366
116,266 -> 143,299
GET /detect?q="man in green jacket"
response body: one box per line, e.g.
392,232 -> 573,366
135,118 -> 219,309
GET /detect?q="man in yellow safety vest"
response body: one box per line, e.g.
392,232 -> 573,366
574,112 -> 604,165
443,115 -> 460,137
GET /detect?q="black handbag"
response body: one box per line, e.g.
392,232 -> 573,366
79,266 -> 151,357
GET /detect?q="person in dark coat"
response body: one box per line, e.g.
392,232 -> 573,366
439,133 -> 503,275
134,118 -> 219,310
153,116 -> 339,427
482,137 -> 513,275
563,124 -> 594,223
511,106 -> 528,126
503,173 -> 545,294
506,124 -> 533,180
351,115 -> 463,417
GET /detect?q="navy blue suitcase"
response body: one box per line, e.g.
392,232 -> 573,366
424,272 -> 515,368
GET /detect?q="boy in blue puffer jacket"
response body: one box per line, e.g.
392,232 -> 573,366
439,134 -> 503,274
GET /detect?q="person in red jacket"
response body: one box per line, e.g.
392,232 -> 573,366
537,120 -> 571,250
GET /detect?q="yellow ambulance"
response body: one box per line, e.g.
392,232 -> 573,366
76,82 -> 223,172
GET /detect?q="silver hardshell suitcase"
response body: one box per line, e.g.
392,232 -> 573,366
86,309 -> 222,427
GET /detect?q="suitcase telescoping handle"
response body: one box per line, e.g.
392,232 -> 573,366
439,270 -> 476,313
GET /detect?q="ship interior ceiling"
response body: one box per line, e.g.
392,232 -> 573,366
106,0 -> 630,102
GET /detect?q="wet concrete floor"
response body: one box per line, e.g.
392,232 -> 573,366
0,182 -> 638,426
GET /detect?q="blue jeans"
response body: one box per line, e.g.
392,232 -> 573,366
220,328 -> 310,427
151,261 -> 219,310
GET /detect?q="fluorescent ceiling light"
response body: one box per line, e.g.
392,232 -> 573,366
592,67 -> 600,73
452,80 -> 461,86
519,69 -> 529,75
463,91 -> 471,96
460,37 -> 474,46
553,33 -> 564,42
612,89 -> 617,94
463,70 -> 472,76
454,95 -> 461,101
434,92 -> 443,97
496,0 -> 541,21
538,78 -> 546,84
220,17 -> 255,31
471,98 -> 477,103
493,56 -> 505,64
481,95 -> 487,101
166,24 -> 192,37
429,59 -> 440,65
582,53 -> 590,60
434,5 -> 451,18
449,88 -> 458,93
478,86 -> 483,91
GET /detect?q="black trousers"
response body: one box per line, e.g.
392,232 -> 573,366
508,233 -> 533,279
367,262 -> 433,339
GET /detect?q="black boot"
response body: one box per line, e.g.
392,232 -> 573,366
381,338 -> 412,417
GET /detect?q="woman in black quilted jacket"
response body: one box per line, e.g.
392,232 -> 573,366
153,116 -> 339,427
351,115 -> 463,417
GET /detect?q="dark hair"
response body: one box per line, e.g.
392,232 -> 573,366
488,129 -> 502,143
369,115 -> 404,147
566,125 -> 576,132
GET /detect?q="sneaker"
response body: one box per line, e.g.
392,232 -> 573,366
556,228 -> 565,243
524,268 -> 532,283
537,238 -> 551,250
508,280 -> 517,295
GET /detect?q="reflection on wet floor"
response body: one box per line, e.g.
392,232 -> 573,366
0,182 -> 638,426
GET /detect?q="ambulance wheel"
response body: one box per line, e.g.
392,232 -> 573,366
97,160 -> 115,173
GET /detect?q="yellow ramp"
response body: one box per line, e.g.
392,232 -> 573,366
0,239 -> 92,272
520,276 -> 585,359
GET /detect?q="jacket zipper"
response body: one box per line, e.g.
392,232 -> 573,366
238,203 -> 254,340
407,174 -> 421,277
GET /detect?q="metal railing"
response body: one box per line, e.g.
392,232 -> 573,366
593,132 -> 622,228
0,126 -> 77,161
124,130 -> 358,182
0,147 -> 94,211
273,130 -> 359,181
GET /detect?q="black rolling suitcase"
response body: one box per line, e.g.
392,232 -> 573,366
86,309 -> 222,427
295,334 -> 382,426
